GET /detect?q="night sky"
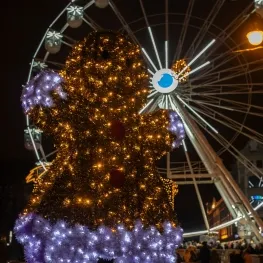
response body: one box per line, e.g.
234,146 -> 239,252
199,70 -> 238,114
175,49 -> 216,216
3,1 -> 66,172
2,0 -> 259,234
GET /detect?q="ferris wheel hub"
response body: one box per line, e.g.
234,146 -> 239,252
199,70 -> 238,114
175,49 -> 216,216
152,69 -> 179,94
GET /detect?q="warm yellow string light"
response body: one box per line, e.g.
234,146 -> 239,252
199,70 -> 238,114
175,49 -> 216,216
171,59 -> 191,83
25,32 -> 178,231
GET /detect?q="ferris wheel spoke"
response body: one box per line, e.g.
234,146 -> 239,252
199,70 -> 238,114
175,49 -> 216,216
183,94 -> 223,106
165,0 -> 169,68
165,40 -> 168,69
62,33 -> 78,45
181,88 -> 255,97
180,61 -> 211,81
178,85 -> 217,95
189,102 -> 263,144
61,40 -> 73,48
195,58 -> 263,84
173,0 -> 195,62
149,97 -> 161,113
139,98 -> 157,114
178,39 -> 215,78
147,90 -> 158,99
142,48 -> 158,72
191,101 -> 259,135
148,27 -> 162,69
180,91 -> 246,111
197,4 -> 253,64
43,52 -> 50,63
190,65 -> 247,86
189,113 -> 263,178
83,0 -> 95,10
196,90 -> 263,97
195,94 -> 263,112
184,97 -> 263,118
184,0 -> 226,59
191,115 -> 263,179
199,62 -> 263,86
83,13 -> 102,30
108,1 -> 141,46
139,0 -> 162,69
147,69 -> 155,76
185,83 -> 263,91
177,96 -> 219,134
42,60 -> 65,68
189,47 -> 243,83
180,87 -> 263,106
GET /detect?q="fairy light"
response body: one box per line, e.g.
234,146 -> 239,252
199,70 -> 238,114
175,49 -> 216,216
16,31 -> 183,262
171,59 -> 190,83
15,213 -> 183,263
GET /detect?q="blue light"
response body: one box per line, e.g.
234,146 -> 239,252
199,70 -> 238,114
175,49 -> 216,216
158,73 -> 174,88
251,195 -> 263,200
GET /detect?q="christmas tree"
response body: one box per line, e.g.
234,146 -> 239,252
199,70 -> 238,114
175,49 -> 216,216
15,31 -> 183,263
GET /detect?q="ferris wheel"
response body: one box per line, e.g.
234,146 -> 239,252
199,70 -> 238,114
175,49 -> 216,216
22,0 -> 263,241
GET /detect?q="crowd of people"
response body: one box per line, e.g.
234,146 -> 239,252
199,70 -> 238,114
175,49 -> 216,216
176,240 -> 263,263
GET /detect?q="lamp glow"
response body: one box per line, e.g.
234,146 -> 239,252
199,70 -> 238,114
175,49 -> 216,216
246,30 -> 263,46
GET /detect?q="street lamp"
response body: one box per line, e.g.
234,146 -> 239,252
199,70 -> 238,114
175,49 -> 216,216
246,30 -> 263,45
246,11 -> 263,46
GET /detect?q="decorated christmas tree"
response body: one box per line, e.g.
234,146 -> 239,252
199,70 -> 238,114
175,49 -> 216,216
15,31 -> 183,263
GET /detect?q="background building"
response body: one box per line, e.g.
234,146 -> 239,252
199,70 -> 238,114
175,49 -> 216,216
207,198 -> 236,241
207,140 -> 263,241
232,140 -> 263,218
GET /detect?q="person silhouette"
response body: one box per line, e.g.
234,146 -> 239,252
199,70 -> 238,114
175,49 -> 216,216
200,241 -> 211,263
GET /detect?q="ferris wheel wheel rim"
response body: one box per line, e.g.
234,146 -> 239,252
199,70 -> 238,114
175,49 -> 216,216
25,2 -> 257,160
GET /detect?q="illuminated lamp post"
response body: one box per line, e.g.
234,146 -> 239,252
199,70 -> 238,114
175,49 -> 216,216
247,30 -> 263,45
246,12 -> 263,46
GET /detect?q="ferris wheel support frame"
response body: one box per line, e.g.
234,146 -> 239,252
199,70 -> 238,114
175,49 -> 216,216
182,140 -> 211,231
171,97 -> 263,242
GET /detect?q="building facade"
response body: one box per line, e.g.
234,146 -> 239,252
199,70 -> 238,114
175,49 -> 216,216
207,140 -> 263,241
233,140 -> 263,218
207,198 -> 236,241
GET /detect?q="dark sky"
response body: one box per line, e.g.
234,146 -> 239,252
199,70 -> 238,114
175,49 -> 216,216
3,1 -> 69,184
2,0 -> 257,232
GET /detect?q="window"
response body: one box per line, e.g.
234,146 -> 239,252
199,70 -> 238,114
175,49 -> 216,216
256,160 -> 263,168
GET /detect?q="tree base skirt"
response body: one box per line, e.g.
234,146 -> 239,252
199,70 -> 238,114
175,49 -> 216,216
15,213 -> 183,263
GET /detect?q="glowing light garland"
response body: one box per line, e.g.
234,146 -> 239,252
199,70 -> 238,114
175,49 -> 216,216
16,31 -> 183,262
15,213 -> 183,263
171,59 -> 190,83
21,70 -> 66,113
169,111 -> 185,148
